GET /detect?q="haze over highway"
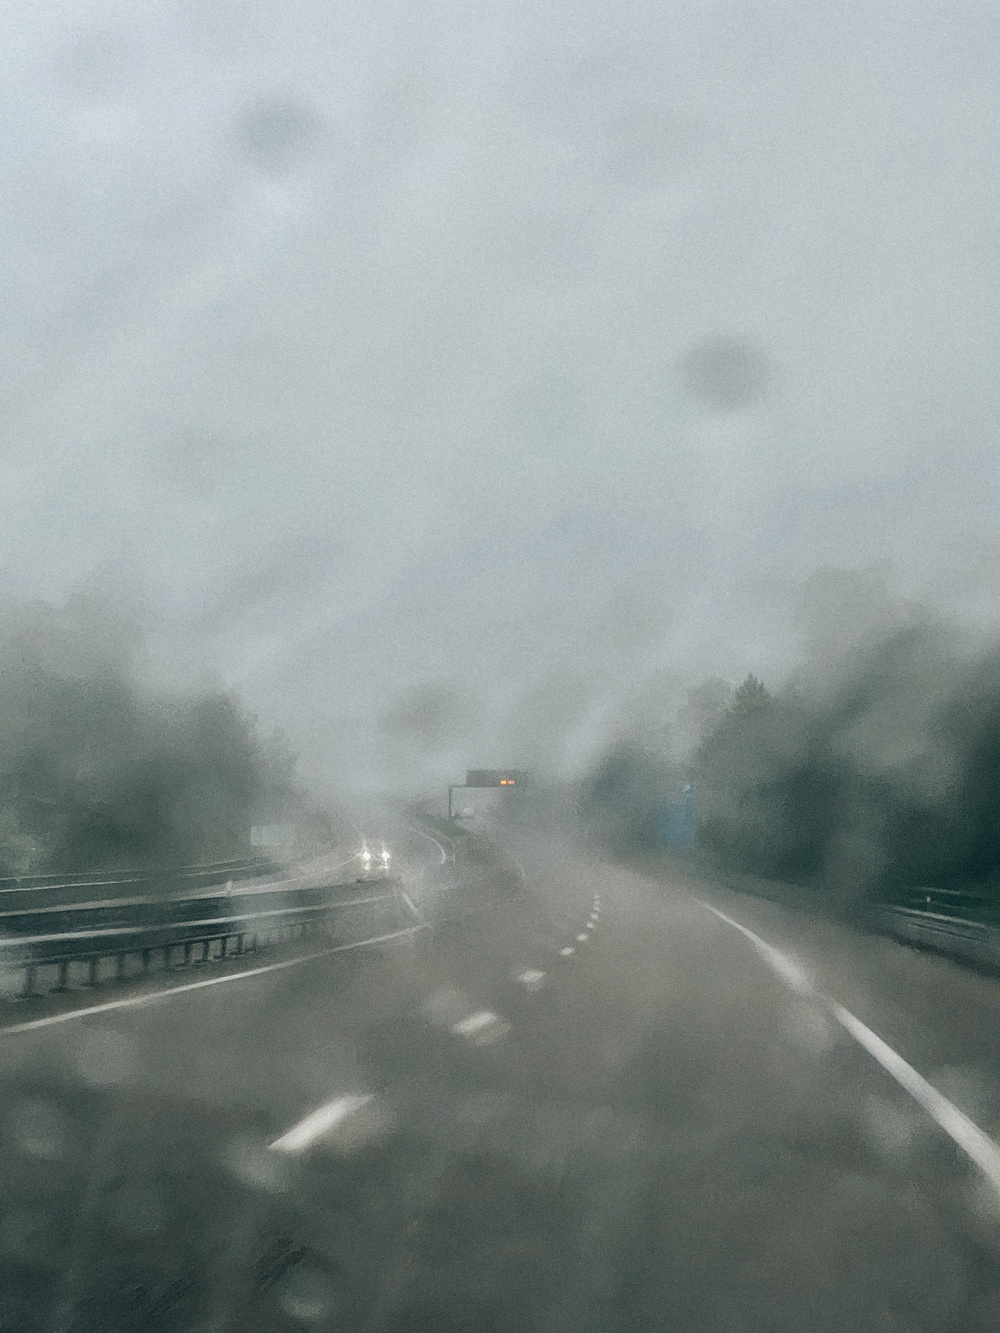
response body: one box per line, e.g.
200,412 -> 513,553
4,4 -> 1000,1328
4,3 -> 1000,790
3,815 -> 1000,1331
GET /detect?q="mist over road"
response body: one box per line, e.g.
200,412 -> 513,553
3,820 -> 1000,1331
6,5 -> 1000,1325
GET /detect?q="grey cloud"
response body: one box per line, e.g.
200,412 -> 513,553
0,0 -> 997,797
229,95 -> 328,176
681,335 -> 773,414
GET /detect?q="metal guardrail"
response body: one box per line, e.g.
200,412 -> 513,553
869,889 -> 1000,971
0,856 -> 278,912
0,870 -> 416,1000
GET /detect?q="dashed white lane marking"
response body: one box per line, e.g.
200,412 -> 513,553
576,933 -> 589,942
518,969 -> 546,991
0,924 -> 429,1036
560,946 -> 575,957
586,922 -> 596,931
452,1010 -> 500,1037
700,901 -> 1000,1197
269,1094 -> 373,1154
451,1010 -> 510,1045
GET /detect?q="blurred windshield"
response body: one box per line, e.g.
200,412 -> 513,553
3,3 -> 1000,1330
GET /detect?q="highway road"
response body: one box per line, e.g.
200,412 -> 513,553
2,822 -> 1000,1331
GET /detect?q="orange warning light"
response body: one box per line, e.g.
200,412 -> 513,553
465,770 -> 529,788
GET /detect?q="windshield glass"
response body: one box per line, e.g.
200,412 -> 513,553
3,4 -> 1000,1330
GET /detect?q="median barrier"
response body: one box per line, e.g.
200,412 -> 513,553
0,871 -> 417,1000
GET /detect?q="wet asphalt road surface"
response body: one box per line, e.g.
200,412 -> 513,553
2,830 -> 1000,1332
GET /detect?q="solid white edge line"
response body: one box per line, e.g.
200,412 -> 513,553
830,1002 -> 1000,1191
0,924 -> 429,1036
700,900 -> 1000,1196
704,905 -> 811,992
269,1093 -> 374,1154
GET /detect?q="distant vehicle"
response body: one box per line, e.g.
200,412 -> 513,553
359,843 -> 391,874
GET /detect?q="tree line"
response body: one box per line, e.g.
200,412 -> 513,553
582,614 -> 1000,909
0,594 -> 328,875
696,624 -> 1000,905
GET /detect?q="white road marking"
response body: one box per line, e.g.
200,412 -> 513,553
830,1003 -> 1000,1190
410,827 -> 450,864
0,924 -> 429,1036
452,1010 -> 500,1037
269,1094 -> 373,1154
450,1010 -> 510,1045
560,946 -> 575,956
700,901 -> 1000,1197
399,890 -> 428,929
576,933 -> 589,942
517,969 -> 546,991
586,922 -> 596,931
704,906 -> 811,993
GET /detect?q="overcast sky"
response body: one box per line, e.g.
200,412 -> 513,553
2,1 -> 999,793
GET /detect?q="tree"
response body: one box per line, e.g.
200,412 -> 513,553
729,674 -> 772,716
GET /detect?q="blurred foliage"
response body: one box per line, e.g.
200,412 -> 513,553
578,742 -> 683,857
695,628 -> 1000,903
0,596 -> 323,875
581,583 -> 1000,910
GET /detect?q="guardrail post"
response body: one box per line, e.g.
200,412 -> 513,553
86,958 -> 100,987
18,965 -> 42,1000
219,936 -> 228,959
51,960 -> 71,993
115,954 -> 126,982
234,934 -> 244,955
183,941 -> 193,968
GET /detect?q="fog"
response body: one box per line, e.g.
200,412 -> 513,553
0,591 -> 330,874
4,1 -> 1000,800
8,14 -> 1000,1325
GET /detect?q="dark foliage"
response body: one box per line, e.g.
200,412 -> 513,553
0,597 -> 312,874
695,627 -> 1000,905
578,743 -> 681,857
